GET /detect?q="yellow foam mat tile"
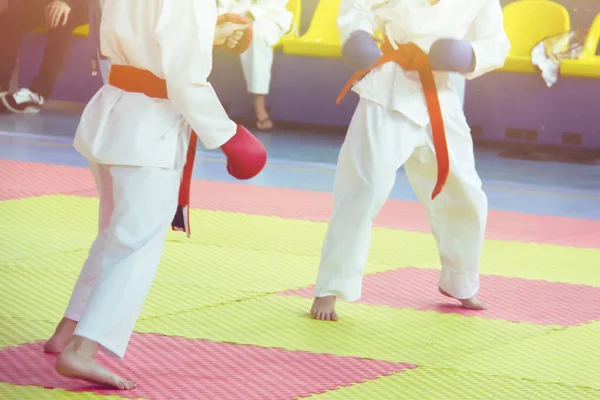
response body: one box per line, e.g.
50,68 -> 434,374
136,295 -> 556,365
0,266 -> 76,321
0,250 -> 87,272
0,383 -> 131,400
0,318 -> 55,349
0,197 -> 97,262
428,328 -> 600,390
156,241 -> 395,294
449,241 -> 600,287
576,321 -> 600,333
306,368 -> 600,399
139,281 -> 260,320
2,195 -> 599,288
166,209 -> 441,268
0,263 -> 262,322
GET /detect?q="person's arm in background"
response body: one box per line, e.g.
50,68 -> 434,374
154,0 -> 237,149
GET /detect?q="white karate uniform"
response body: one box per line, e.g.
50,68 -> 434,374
217,0 -> 293,95
315,0 -> 510,301
67,0 -> 236,359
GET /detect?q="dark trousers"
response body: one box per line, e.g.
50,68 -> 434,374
0,0 -> 88,98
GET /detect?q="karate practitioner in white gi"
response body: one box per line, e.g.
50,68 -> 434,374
44,0 -> 261,389
311,0 -> 511,321
217,0 -> 293,130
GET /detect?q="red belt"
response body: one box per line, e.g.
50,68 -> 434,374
108,65 -> 197,236
337,41 -> 449,200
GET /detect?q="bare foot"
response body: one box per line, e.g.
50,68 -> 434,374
310,296 -> 339,321
45,317 -> 77,354
55,337 -> 136,390
439,287 -> 487,310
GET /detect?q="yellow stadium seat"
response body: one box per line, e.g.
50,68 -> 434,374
560,13 -> 600,78
502,0 -> 570,73
276,0 -> 302,48
282,0 -> 342,58
73,24 -> 89,38
35,24 -> 89,37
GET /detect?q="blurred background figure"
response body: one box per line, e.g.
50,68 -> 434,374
217,0 -> 294,131
91,0 -> 109,84
0,0 -> 88,114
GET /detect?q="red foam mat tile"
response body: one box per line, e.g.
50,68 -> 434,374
0,335 -> 415,399
1,160 -> 597,249
69,177 -> 600,249
282,268 -> 600,326
0,160 -> 94,200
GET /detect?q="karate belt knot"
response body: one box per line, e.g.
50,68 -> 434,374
337,41 -> 450,200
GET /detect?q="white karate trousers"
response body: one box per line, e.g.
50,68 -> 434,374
239,19 -> 284,95
64,162 -> 181,359
314,98 -> 487,302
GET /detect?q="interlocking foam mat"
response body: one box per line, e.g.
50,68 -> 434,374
1,161 -> 599,399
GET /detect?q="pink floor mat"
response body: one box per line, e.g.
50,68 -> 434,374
282,267 -> 600,326
0,334 -> 416,399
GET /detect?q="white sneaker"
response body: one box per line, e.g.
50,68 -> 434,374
0,88 -> 45,114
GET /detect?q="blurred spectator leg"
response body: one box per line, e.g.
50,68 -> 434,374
0,0 -> 46,102
29,1 -> 88,103
239,19 -> 284,131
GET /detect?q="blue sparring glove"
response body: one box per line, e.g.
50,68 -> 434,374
428,39 -> 476,73
341,30 -> 382,71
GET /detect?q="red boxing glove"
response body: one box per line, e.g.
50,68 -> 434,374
221,125 -> 267,180
214,13 -> 253,55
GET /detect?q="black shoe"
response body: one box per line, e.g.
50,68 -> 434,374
0,88 -> 45,114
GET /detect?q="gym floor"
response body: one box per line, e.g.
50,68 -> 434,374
1,109 -> 599,399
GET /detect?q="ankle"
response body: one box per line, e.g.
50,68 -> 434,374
68,336 -> 100,358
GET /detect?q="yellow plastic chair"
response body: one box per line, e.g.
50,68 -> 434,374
282,0 -> 343,58
276,0 -> 302,48
35,24 -> 89,37
560,13 -> 600,78
73,24 -> 89,38
502,0 -> 570,73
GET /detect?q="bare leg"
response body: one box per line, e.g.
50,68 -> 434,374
253,94 -> 273,130
45,317 -> 77,354
55,336 -> 136,390
239,19 -> 280,131
310,296 -> 339,321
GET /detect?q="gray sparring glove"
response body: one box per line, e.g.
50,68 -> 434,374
341,31 -> 382,71
428,38 -> 476,73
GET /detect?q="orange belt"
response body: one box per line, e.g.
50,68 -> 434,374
108,65 -> 197,237
337,41 -> 449,200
